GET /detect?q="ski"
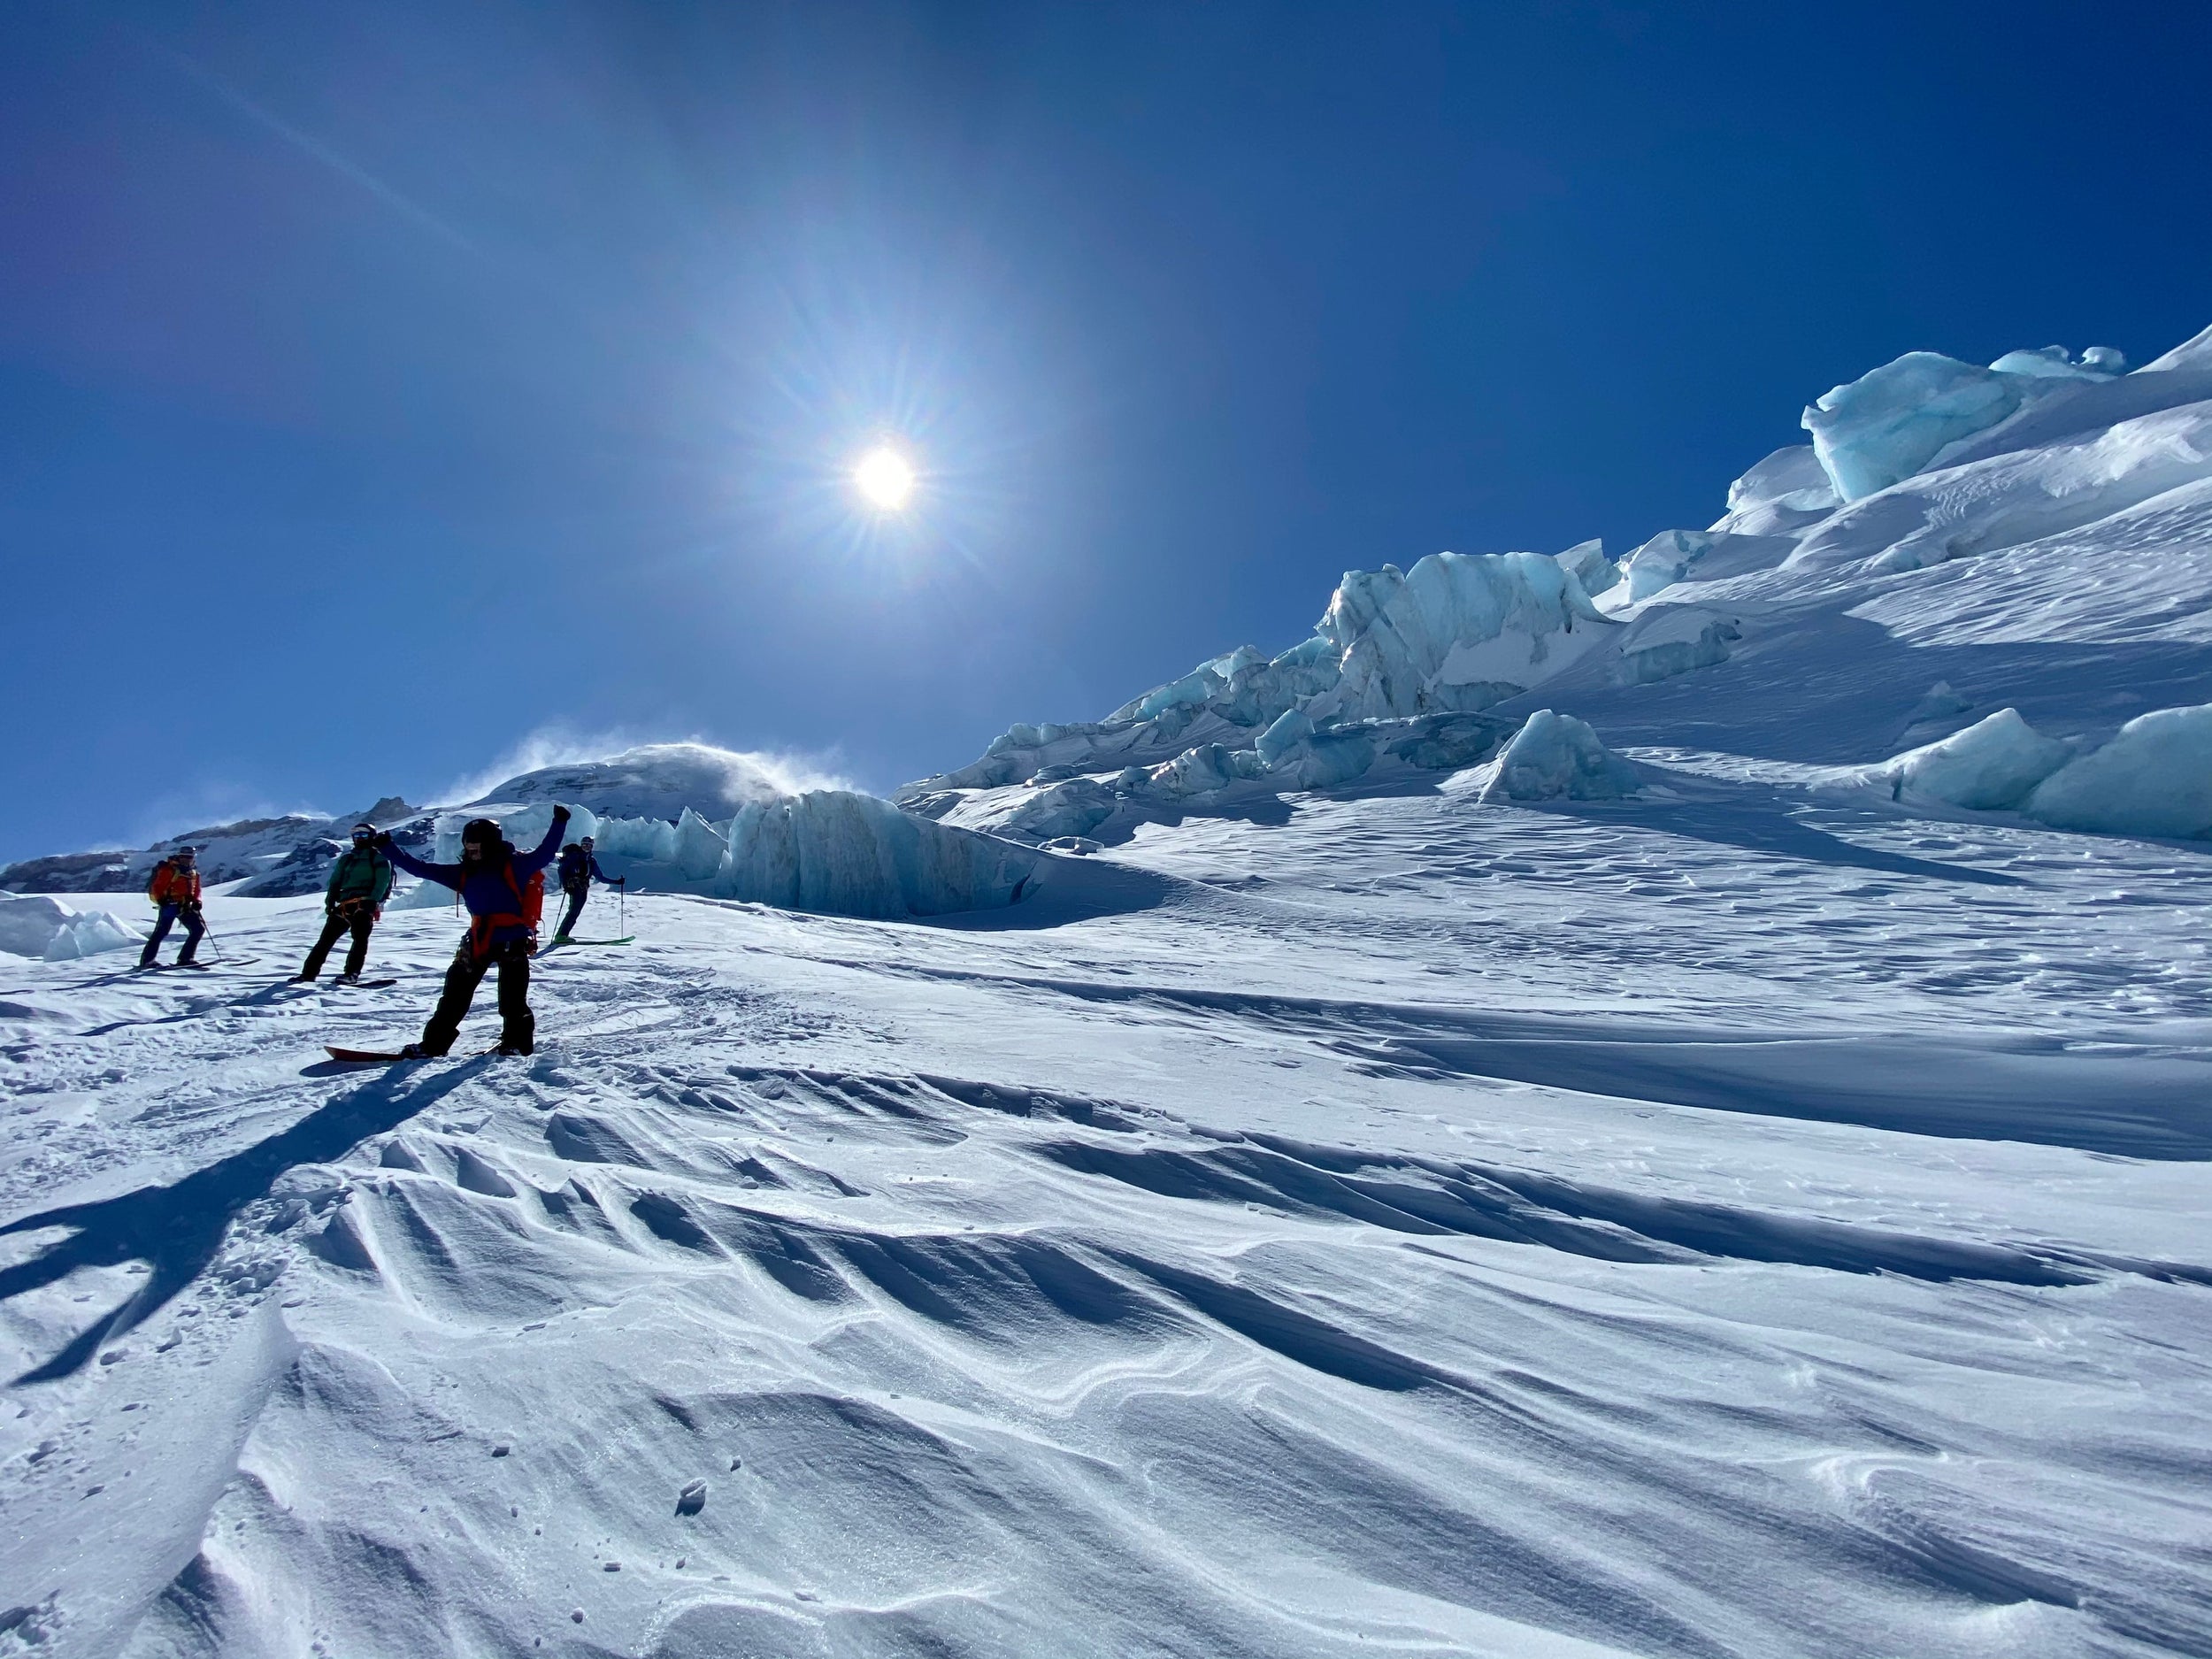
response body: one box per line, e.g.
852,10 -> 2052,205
324,1046 -> 421,1064
556,936 -> 634,946
327,978 -> 398,989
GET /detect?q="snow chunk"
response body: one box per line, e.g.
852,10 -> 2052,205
1803,352 -> 2024,502
1617,604 -> 1741,685
1624,531 -> 1713,602
2025,703 -> 2212,839
1474,710 -> 1640,803
1712,445 -> 1840,538
1620,530 -> 1792,603
1312,550 -> 1611,721
1555,538 -> 1619,597
0,894 -> 143,959
1988,345 -> 2125,380
1873,710 -> 2073,811
994,779 -> 1121,844
1726,445 -> 1838,515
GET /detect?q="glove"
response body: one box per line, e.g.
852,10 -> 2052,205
615,876 -> 626,886
552,803 -> 572,823
373,831 -> 393,849
373,907 -> 383,922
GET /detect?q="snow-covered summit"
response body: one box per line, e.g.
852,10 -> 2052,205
457,743 -> 800,825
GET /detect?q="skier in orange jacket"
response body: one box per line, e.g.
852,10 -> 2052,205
139,847 -> 206,969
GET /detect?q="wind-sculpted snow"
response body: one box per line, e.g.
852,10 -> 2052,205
3,777 -> 2209,1656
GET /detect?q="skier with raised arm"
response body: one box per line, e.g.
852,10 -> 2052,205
294,824 -> 395,983
551,834 -> 624,945
377,807 -> 568,1056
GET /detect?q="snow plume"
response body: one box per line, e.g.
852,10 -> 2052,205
435,727 -> 855,816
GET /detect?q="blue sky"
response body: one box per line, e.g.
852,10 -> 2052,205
4,1 -> 2210,861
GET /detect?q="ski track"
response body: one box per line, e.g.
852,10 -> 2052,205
2,783 -> 2210,1657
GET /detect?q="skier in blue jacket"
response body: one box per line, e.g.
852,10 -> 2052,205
551,835 -> 623,944
378,807 -> 568,1056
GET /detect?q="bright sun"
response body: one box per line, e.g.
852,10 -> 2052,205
854,445 -> 917,511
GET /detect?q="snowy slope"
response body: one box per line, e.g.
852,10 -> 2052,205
4,329 -> 2212,1656
2,799 -> 2207,1657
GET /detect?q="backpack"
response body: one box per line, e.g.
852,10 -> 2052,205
466,851 -> 547,959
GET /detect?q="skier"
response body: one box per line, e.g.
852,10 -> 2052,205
376,807 -> 569,1056
295,824 -> 395,983
551,834 -> 623,944
139,846 -> 206,969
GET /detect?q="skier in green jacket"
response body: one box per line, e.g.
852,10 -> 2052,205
294,825 -> 396,983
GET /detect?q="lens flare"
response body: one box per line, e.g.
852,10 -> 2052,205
854,446 -> 916,510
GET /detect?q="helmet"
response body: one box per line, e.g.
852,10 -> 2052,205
175,845 -> 196,861
351,823 -> 375,841
461,818 -> 503,857
580,835 -> 594,849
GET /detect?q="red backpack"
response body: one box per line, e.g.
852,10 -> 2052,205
466,856 -> 548,959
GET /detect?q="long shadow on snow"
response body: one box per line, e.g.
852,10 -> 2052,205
1360,1030 -> 2212,1161
1500,608 -> 2212,768
1041,1138 -> 2104,1286
918,854 -> 1185,933
846,963 -> 2212,1160
0,1059 -> 490,1383
1486,602 -> 2212,770
1540,784 -> 2025,887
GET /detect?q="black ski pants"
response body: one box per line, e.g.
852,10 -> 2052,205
419,936 -> 534,1056
555,881 -> 589,940
300,902 -> 376,980
140,902 -> 205,967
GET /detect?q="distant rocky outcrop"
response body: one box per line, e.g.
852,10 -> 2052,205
1,802 -> 425,896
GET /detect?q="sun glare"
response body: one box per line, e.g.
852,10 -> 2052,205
854,445 -> 917,511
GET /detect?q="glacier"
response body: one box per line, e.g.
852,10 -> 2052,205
394,752 -> 1040,921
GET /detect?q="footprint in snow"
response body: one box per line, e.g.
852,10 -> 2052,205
676,1479 -> 706,1516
